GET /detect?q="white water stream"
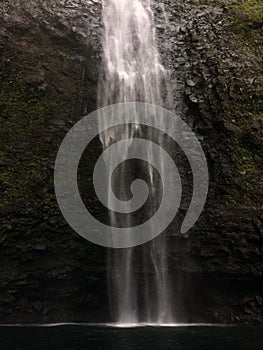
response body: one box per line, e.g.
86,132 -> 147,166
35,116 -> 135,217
98,0 -> 174,324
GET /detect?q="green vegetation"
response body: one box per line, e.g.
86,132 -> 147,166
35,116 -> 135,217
0,25 -> 97,236
218,0 -> 263,204
228,0 -> 263,55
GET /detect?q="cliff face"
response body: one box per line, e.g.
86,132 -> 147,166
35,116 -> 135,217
0,0 -> 262,324
0,0 -> 106,323
165,0 -> 263,323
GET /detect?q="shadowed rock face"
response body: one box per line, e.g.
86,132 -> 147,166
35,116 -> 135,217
0,0 -> 262,324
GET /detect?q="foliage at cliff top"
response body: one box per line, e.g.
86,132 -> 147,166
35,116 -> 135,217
228,0 -> 263,55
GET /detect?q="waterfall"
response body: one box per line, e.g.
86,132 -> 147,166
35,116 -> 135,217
98,0 -> 174,324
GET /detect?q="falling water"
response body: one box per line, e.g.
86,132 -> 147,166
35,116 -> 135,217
98,0 -> 174,324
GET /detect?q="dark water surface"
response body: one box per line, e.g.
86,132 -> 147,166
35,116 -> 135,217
0,325 -> 262,350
